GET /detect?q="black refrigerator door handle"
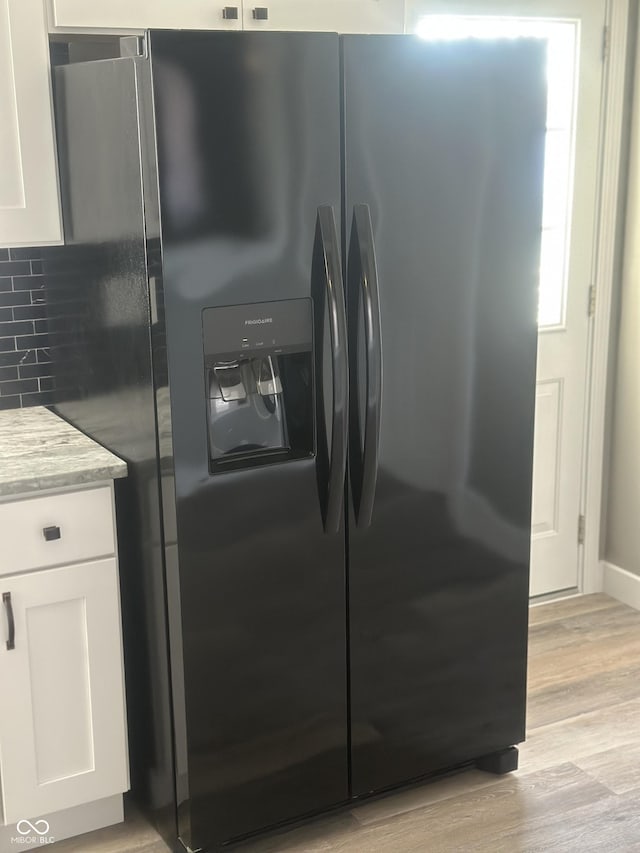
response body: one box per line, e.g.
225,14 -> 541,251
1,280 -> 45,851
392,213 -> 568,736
348,204 -> 382,529
316,206 -> 348,534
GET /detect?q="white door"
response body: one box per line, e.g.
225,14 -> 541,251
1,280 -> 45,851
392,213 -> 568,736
242,0 -> 404,32
0,559 -> 128,824
406,0 -> 606,597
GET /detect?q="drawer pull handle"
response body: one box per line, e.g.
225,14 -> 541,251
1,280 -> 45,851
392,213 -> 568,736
43,525 -> 61,542
252,6 -> 269,19
3,592 -> 15,651
222,5 -> 238,18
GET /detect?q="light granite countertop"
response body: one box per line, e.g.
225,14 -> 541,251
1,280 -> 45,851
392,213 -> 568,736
0,406 -> 127,497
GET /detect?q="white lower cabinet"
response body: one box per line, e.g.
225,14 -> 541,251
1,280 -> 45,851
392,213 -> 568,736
0,557 -> 128,826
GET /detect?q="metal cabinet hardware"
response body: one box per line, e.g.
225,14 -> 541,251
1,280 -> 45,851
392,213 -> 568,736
3,592 -> 15,651
43,525 -> 61,541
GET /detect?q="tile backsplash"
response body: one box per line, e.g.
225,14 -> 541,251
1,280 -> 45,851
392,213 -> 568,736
0,247 -> 56,411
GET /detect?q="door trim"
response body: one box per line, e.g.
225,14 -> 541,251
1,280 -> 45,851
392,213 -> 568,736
581,0 -> 631,594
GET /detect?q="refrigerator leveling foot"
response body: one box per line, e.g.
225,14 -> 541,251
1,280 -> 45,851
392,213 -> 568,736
476,746 -> 519,775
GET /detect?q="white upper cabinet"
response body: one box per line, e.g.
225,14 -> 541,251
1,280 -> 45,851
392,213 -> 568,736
242,0 -> 405,32
49,0 -> 242,30
50,0 -> 405,33
0,0 -> 61,247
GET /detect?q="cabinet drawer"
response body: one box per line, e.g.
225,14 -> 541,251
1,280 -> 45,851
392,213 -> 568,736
0,487 -> 115,577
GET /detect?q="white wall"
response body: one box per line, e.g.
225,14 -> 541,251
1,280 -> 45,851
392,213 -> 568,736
605,6 -> 640,577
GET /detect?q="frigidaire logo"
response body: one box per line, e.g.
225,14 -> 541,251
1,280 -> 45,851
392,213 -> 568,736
245,318 -> 273,326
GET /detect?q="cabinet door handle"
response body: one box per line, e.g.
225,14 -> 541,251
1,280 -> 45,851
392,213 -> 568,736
252,7 -> 269,19
43,525 -> 61,541
222,6 -> 239,19
3,592 -> 15,651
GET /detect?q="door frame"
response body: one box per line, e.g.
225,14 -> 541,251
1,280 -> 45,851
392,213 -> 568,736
581,0 -> 631,594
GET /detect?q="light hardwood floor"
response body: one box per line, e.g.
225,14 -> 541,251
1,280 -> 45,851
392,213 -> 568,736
50,594 -> 640,853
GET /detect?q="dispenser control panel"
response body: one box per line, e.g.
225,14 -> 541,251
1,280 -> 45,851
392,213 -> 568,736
203,298 -> 312,362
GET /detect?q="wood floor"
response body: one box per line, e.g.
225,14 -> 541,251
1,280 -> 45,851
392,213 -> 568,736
51,594 -> 640,853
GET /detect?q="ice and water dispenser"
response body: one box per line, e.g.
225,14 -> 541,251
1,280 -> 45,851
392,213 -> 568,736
203,299 -> 314,472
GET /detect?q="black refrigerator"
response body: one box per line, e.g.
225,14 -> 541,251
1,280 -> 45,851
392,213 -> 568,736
49,29 -> 545,852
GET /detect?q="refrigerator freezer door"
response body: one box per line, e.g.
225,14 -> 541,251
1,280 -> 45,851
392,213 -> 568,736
343,36 -> 546,795
148,31 -> 348,849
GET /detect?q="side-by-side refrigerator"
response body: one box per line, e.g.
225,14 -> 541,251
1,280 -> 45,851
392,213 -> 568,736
49,30 -> 545,852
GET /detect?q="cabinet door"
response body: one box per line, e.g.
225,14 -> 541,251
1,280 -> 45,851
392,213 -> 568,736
50,0 -> 242,30
242,0 -> 405,32
0,0 -> 61,247
0,559 -> 128,824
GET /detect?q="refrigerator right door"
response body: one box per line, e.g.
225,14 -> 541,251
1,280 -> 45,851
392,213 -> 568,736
343,35 -> 546,795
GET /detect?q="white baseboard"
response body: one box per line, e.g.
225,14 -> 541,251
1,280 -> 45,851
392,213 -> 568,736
602,561 -> 640,611
0,795 -> 123,848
